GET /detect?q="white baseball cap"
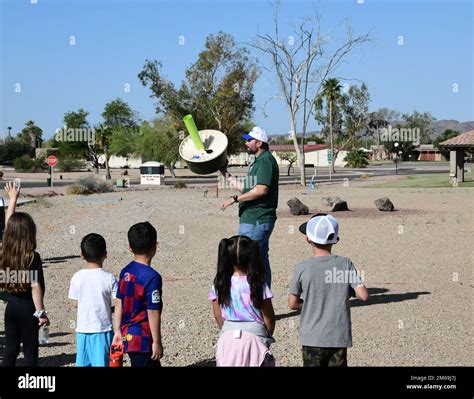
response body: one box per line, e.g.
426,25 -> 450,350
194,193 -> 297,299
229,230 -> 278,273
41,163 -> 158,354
242,126 -> 268,143
299,213 -> 339,245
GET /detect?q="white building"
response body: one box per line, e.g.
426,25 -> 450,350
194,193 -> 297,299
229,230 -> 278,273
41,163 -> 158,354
269,144 -> 348,167
107,155 -> 142,168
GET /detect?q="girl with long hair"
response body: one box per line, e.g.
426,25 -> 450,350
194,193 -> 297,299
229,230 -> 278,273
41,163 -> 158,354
0,182 -> 49,367
209,235 -> 275,365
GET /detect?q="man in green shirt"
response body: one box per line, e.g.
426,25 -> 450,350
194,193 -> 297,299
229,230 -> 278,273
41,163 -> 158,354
220,127 -> 279,287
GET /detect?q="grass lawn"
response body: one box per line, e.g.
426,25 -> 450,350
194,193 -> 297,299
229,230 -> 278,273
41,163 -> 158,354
363,171 -> 474,188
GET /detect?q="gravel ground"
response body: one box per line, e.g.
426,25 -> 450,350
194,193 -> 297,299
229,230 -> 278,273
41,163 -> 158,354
0,183 -> 472,367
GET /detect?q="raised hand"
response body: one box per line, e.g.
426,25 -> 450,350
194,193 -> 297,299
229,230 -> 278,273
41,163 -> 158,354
4,181 -> 20,200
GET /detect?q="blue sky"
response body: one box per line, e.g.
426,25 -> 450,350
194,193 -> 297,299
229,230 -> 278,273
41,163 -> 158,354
1,0 -> 472,139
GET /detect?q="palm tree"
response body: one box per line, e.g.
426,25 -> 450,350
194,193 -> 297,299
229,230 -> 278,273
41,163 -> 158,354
318,79 -> 342,173
95,123 -> 113,180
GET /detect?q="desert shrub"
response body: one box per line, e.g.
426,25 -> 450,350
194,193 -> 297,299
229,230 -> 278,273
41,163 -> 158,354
66,175 -> 114,195
14,155 -> 45,172
58,157 -> 84,172
344,150 -> 369,168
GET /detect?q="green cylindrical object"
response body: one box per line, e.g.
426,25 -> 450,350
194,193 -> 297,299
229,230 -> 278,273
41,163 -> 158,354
183,114 -> 205,151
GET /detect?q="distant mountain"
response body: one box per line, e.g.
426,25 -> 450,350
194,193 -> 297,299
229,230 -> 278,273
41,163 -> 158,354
431,120 -> 474,138
268,121 -> 474,140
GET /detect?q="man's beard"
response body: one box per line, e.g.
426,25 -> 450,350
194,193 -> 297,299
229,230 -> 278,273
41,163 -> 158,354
246,147 -> 256,155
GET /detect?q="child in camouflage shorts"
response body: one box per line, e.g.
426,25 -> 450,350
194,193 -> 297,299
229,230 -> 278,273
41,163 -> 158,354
288,214 -> 369,367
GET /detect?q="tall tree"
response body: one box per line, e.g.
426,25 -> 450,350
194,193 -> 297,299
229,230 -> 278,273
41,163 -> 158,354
251,1 -> 370,185
317,81 -> 370,172
100,98 -> 138,179
110,117 -> 180,177
401,111 -> 436,144
316,79 -> 342,173
366,108 -> 400,160
433,129 -> 459,160
19,120 -> 43,148
277,151 -> 298,176
52,108 -> 102,173
138,31 -> 258,156
342,83 -> 370,146
141,118 -> 180,177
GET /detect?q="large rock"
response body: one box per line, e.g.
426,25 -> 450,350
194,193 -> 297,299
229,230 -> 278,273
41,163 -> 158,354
287,197 -> 309,215
375,197 -> 395,211
331,199 -> 349,212
322,196 -> 349,211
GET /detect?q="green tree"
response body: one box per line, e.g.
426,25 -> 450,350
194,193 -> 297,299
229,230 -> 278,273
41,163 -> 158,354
341,83 -> 370,149
316,79 -> 342,173
53,109 -> 90,156
18,120 -> 43,148
344,149 -> 369,168
109,127 -> 141,158
366,108 -> 400,160
383,133 -> 414,161
141,119 -> 180,177
277,151 -> 298,176
138,31 -> 258,156
317,82 -> 370,170
401,111 -> 436,144
100,98 -> 138,179
0,139 -> 35,164
50,108 -> 101,172
433,129 -> 459,160
110,117 -> 180,177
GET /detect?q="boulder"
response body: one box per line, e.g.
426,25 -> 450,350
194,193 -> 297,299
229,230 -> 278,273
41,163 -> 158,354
375,197 -> 395,211
322,196 -> 349,211
331,199 -> 349,212
287,197 -> 309,215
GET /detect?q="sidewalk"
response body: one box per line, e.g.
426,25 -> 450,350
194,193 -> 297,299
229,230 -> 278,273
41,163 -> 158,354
2,197 -> 37,206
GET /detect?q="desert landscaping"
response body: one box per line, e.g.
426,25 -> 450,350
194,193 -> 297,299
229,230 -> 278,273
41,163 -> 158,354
1,181 -> 472,367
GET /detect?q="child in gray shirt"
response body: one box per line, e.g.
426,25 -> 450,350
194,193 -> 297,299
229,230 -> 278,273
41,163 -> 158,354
289,213 -> 369,367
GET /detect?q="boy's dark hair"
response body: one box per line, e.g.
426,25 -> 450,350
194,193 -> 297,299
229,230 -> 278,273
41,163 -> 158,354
261,142 -> 269,151
311,234 -> 335,250
214,235 -> 266,309
81,233 -> 107,263
128,222 -> 157,255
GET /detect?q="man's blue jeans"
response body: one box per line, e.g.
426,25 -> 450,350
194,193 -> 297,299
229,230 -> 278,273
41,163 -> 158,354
238,220 -> 275,288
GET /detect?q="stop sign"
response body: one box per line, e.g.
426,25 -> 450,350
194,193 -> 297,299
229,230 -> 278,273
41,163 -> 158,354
46,155 -> 58,167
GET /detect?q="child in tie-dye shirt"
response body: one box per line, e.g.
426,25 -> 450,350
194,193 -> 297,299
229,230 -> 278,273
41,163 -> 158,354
209,235 -> 276,348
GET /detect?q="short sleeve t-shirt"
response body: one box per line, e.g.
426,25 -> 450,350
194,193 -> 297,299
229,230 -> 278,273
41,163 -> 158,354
116,261 -> 162,353
208,275 -> 273,324
239,150 -> 279,224
68,268 -> 117,333
289,255 -> 364,348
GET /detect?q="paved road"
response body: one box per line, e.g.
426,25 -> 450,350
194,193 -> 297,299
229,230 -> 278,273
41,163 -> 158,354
0,162 -> 452,189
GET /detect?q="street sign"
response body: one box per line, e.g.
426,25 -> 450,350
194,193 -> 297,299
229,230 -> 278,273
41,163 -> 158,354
46,155 -> 58,167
